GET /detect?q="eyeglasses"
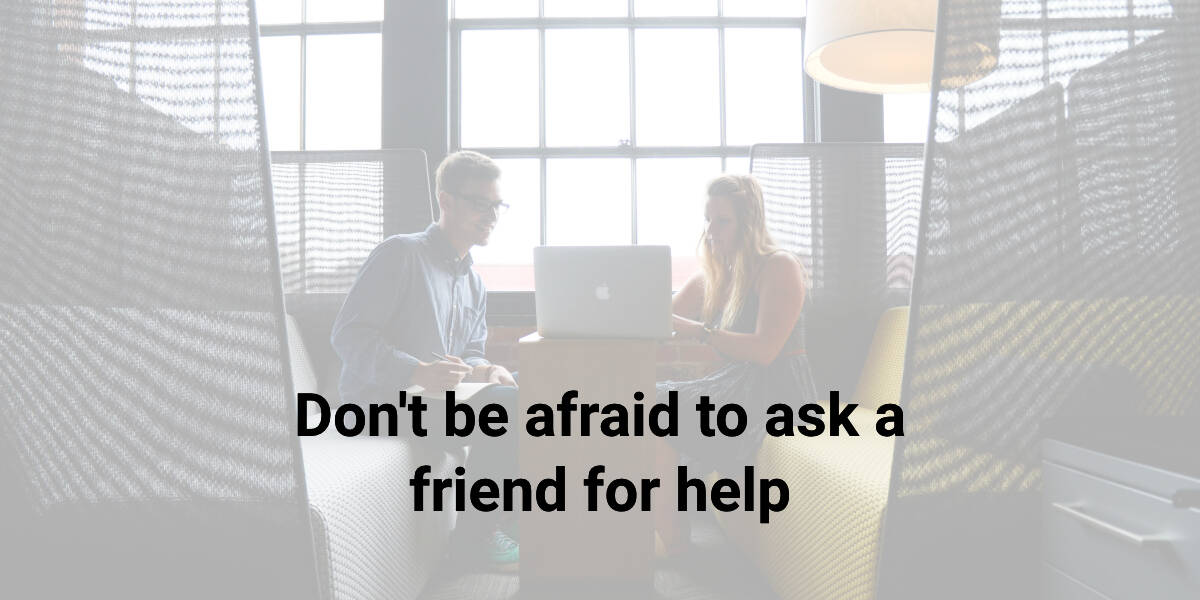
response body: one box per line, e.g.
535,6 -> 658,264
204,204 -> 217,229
455,192 -> 509,215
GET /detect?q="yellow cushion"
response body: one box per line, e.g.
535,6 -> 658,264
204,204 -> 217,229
754,411 -> 894,600
719,297 -> 1200,600
716,307 -> 909,600
908,297 -> 1200,416
852,307 -> 909,411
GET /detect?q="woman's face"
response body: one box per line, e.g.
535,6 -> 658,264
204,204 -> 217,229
705,194 -> 739,257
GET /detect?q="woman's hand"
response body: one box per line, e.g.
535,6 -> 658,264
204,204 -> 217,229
672,314 -> 705,341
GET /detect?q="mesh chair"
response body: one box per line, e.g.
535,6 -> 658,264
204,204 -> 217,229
273,149 -> 436,296
877,1 -> 1200,598
0,0 -> 319,596
277,150 -> 461,600
717,306 -> 908,600
275,149 -> 437,404
715,145 -> 922,600
750,143 -> 925,398
0,2 -> 454,599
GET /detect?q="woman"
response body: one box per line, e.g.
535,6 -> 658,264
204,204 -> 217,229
655,174 -> 817,556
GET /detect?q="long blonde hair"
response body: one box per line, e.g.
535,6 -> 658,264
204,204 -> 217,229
700,174 -> 785,328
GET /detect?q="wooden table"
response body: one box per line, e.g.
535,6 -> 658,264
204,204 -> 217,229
517,333 -> 656,597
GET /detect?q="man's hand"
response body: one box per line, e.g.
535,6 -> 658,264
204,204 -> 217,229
411,358 -> 470,392
486,365 -> 517,387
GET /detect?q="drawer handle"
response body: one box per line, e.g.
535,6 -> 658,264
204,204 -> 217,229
1052,502 -> 1167,548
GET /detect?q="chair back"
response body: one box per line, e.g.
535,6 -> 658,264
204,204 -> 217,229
0,1 -> 321,596
750,142 -> 924,398
878,2 -> 1200,598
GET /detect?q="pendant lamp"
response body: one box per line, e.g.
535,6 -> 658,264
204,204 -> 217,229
804,0 -> 999,94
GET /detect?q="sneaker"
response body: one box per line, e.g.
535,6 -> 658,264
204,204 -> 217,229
488,529 -> 520,572
499,518 -> 519,542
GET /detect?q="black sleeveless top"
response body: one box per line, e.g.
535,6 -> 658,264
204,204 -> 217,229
657,284 -> 818,474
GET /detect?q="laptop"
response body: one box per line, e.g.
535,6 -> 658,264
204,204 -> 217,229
533,245 -> 673,339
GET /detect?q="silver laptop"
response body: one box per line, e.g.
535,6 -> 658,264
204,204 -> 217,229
534,245 -> 672,339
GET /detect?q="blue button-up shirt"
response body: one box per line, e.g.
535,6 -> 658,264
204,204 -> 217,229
331,223 -> 490,405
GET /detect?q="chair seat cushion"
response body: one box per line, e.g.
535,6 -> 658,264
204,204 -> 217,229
303,436 -> 461,600
717,410 -> 895,600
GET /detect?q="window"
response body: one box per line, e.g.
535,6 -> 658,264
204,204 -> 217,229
75,0 -> 386,161
257,1 -> 387,294
912,3 -> 1171,142
882,1 -> 1174,144
884,93 -> 931,143
257,0 -> 384,152
452,1 -> 810,290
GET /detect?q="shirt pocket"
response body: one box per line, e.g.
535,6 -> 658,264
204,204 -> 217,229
451,304 -> 481,352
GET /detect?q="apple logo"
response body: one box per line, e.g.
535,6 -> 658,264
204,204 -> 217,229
595,283 -> 611,301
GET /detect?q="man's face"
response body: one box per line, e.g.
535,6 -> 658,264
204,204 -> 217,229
445,177 -> 503,248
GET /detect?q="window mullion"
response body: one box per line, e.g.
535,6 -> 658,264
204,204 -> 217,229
214,0 -> 222,139
1126,0 -> 1136,48
539,0 -> 547,246
717,18 -> 727,158
451,17 -> 803,30
628,0 -> 637,244
540,156 -> 548,246
538,13 -> 547,150
260,22 -> 382,36
299,0 -> 307,152
450,26 -> 462,150
298,0 -> 308,287
802,22 -> 817,143
130,0 -> 138,96
451,7 -> 812,255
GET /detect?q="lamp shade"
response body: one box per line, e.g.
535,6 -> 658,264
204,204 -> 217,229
804,0 -> 999,94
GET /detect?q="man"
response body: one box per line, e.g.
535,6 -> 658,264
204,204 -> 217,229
331,150 -> 519,571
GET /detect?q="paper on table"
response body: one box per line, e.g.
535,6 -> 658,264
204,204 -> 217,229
404,381 -> 497,402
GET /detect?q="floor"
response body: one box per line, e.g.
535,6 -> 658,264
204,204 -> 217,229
419,512 -> 779,600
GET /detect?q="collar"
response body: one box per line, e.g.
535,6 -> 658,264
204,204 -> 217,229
425,223 -> 474,273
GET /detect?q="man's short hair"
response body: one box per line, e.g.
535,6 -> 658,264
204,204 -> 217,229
435,150 -> 501,196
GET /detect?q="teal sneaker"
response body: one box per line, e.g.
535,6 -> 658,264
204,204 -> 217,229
499,518 -> 519,542
489,529 -> 520,572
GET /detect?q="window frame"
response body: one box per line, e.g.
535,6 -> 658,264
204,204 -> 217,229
449,4 -> 816,263
254,3 -> 1171,325
259,18 -> 384,153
